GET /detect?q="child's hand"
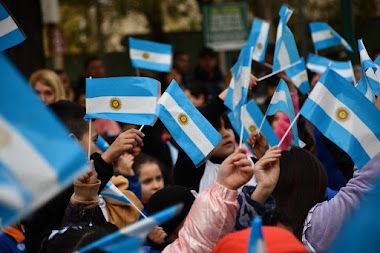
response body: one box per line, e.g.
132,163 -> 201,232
246,131 -> 269,159
114,153 -> 135,176
148,226 -> 168,245
75,160 -> 98,185
216,147 -> 254,190
101,129 -> 144,164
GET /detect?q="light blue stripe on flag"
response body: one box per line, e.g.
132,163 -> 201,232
273,4 -> 300,72
85,76 -> 160,125
306,53 -> 355,83
0,3 -> 25,52
300,68 -> 380,168
101,181 -> 131,204
0,53 -> 88,226
129,37 -> 172,72
247,18 -> 270,63
356,39 -> 377,102
157,80 -> 222,167
79,204 -> 183,253
285,57 -> 310,94
248,216 -> 266,253
310,22 -> 353,52
266,79 -> 301,147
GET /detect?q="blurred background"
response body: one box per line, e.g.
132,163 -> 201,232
2,0 -> 380,85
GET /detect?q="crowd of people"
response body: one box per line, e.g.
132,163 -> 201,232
1,44 -> 380,253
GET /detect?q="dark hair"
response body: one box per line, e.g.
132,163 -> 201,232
49,100 -> 88,140
173,50 -> 187,60
215,112 -> 233,131
84,55 -> 102,70
133,153 -> 164,177
198,47 -> 217,59
272,147 -> 327,240
40,224 -> 117,253
184,80 -> 209,100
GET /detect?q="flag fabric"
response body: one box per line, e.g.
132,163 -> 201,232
0,3 -> 25,52
129,37 -> 172,73
356,39 -> 377,102
95,135 -> 110,152
227,111 -> 252,153
300,68 -> 380,168
85,76 -> 160,126
309,22 -> 353,52
0,53 -> 88,226
306,53 -> 355,83
266,79 -> 301,147
247,18 -> 270,63
224,44 -> 253,121
284,57 -> 310,94
78,204 -> 183,253
101,181 -> 131,204
248,216 -> 266,253
273,5 -> 300,72
157,80 -> 222,167
329,152 -> 380,253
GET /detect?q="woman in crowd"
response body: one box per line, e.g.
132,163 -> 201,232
29,69 -> 66,104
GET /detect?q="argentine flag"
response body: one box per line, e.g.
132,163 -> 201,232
248,217 -> 266,253
273,5 -> 300,73
371,55 -> 380,95
266,79 -> 301,147
157,80 -> 222,167
307,53 -> 355,83
79,204 -> 183,253
0,53 -> 88,226
247,18 -> 270,63
129,37 -> 172,73
356,39 -> 377,102
225,45 -> 253,121
85,76 -> 160,126
310,22 -> 353,52
284,57 -> 310,94
300,68 -> 380,169
101,181 -> 131,204
0,3 -> 25,52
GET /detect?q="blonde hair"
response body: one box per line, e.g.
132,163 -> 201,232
29,69 -> 66,101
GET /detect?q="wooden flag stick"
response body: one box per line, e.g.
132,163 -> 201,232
277,112 -> 300,147
88,119 -> 92,161
258,60 -> 301,82
239,120 -> 244,148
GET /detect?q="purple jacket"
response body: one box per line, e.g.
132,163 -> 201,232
303,152 -> 380,252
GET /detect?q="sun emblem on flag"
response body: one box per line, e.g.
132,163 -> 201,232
257,43 -> 263,50
329,31 -> 334,36
300,73 -> 307,79
178,113 -> 188,125
0,127 -> 10,148
109,97 -> 122,111
142,52 -> 150,59
336,107 -> 349,122
249,125 -> 257,133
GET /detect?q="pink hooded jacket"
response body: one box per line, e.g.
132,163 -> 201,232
163,182 -> 239,253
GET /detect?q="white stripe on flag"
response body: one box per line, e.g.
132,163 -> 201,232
307,63 -> 353,79
309,83 -> 380,158
130,49 -> 171,65
252,22 -> 270,60
291,70 -> 307,87
159,93 -> 215,156
0,186 -> 24,209
359,49 -> 370,62
311,30 -> 333,43
232,67 -> 251,107
0,15 -> 18,37
278,42 -> 290,68
241,106 -> 258,132
270,90 -> 287,105
86,96 -> 157,114
0,116 -> 59,209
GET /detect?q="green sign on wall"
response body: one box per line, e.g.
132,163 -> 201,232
203,2 -> 249,52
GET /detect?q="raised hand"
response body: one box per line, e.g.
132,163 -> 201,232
101,128 -> 144,164
251,147 -> 281,203
75,160 -> 98,185
114,153 -> 135,176
148,226 -> 168,245
216,147 -> 254,190
246,131 -> 269,159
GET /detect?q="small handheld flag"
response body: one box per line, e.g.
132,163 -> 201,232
284,57 -> 310,94
248,216 -> 266,253
85,76 -> 160,126
78,204 -> 183,253
247,18 -> 270,63
157,80 -> 222,167
300,68 -> 380,168
310,22 -> 353,52
306,53 -> 355,83
0,53 -> 88,226
0,3 -> 25,52
129,37 -> 172,73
